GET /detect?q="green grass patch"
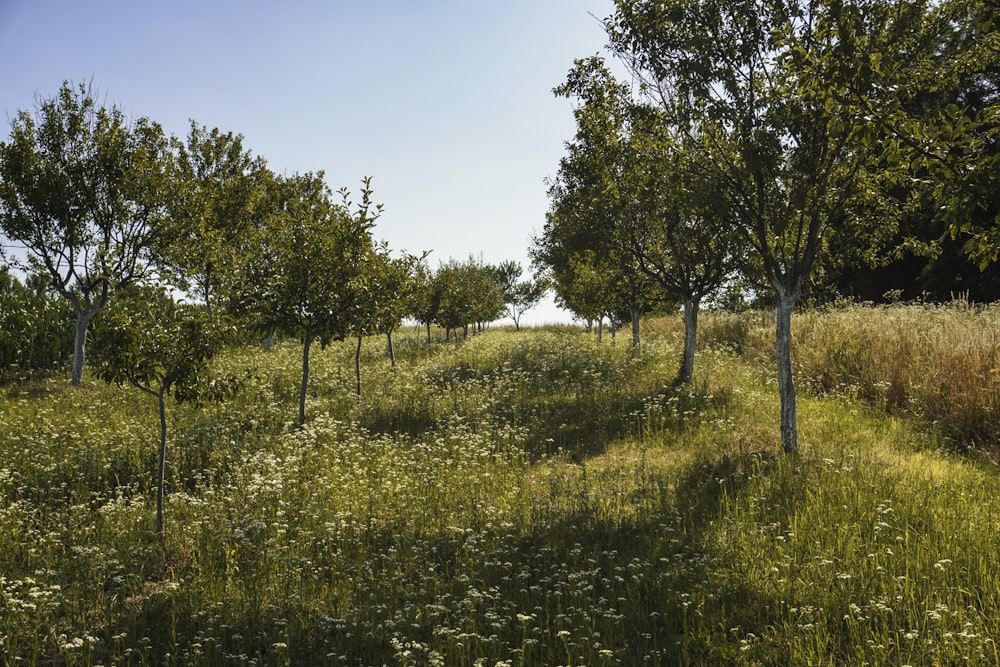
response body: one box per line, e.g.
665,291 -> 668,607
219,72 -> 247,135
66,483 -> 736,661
2,320 -> 1000,665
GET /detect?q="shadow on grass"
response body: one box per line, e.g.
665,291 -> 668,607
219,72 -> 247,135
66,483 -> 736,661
361,363 -> 733,465
72,448 -> 795,666
516,383 -> 733,463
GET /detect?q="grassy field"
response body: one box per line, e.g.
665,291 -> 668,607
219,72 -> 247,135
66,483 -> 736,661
2,305 -> 1000,665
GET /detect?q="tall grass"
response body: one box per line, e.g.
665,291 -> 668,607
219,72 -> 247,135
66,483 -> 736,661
2,318 -> 1000,665
691,300 -> 1000,450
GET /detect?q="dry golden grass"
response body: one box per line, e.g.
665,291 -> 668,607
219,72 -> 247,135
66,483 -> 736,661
691,301 -> 1000,450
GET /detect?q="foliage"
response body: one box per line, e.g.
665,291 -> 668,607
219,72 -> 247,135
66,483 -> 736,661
879,0 -> 1000,271
538,57 -> 707,351
230,172 -> 378,427
488,259 -> 549,330
432,257 -> 505,337
407,258 -> 438,342
0,268 -> 74,380
0,81 -> 172,385
91,285 -> 236,535
159,122 -> 270,317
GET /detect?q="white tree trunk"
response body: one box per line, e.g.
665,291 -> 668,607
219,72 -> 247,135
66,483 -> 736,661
679,297 -> 700,385
71,307 -> 98,386
155,389 -> 167,537
775,286 -> 800,453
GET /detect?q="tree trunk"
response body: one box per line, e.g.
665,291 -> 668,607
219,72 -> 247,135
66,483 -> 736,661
679,297 -> 700,385
299,329 -> 313,429
597,317 -> 603,345
776,287 -> 800,454
203,280 -> 214,320
630,305 -> 642,354
70,308 -> 97,386
155,389 -> 167,538
426,322 -> 431,346
355,336 -> 363,397
386,331 -> 396,368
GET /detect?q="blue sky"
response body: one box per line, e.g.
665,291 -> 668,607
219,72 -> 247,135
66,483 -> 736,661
0,0 -> 622,324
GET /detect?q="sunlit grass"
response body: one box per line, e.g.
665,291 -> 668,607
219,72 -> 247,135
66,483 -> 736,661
3,314 -> 1000,665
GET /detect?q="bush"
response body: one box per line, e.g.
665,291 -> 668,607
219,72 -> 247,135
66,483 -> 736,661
0,273 -> 74,380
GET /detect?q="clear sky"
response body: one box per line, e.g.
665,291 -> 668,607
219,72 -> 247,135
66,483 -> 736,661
0,0 -> 622,325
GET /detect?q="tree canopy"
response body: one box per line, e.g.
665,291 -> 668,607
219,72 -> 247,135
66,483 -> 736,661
606,0 -> 916,450
0,81 -> 172,385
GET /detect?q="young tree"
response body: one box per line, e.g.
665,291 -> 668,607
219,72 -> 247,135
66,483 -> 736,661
408,259 -> 439,345
347,243 -> 423,394
230,173 -> 379,428
0,82 -> 172,385
608,0 -> 908,450
432,258 -> 505,340
489,260 -> 549,330
92,286 -> 235,537
536,60 -> 670,354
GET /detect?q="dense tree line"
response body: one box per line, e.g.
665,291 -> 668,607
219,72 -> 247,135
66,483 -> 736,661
534,0 -> 999,452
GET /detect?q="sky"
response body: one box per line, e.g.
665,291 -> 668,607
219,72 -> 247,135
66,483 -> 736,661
0,0 -> 624,325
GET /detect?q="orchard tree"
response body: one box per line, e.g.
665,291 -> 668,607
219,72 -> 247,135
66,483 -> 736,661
160,122 -> 270,318
627,120 -> 747,383
608,0 -> 911,450
369,248 -> 423,368
553,56 -> 743,382
489,260 -> 549,330
231,173 -> 378,428
562,251 -> 617,337
432,258 -> 504,340
347,243 -> 423,394
536,60 -> 670,353
0,81 -> 171,385
92,286 -> 236,537
408,259 -> 439,345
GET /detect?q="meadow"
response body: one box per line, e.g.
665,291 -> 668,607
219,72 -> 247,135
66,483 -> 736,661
3,302 -> 1000,665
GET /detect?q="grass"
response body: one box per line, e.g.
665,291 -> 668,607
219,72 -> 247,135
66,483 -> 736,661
2,310 -> 1000,665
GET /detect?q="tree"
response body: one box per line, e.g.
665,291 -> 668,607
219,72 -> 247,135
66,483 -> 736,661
0,82 -> 172,385
408,259 -> 439,345
608,0 -> 909,451
159,122 -> 270,318
92,286 -> 235,537
230,173 -> 378,428
553,56 -> 744,382
489,260 -> 549,330
535,60 -> 671,354
347,243 -> 423,394
432,258 -> 505,340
